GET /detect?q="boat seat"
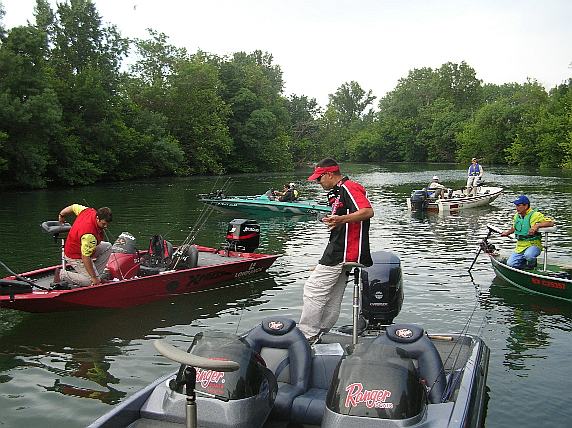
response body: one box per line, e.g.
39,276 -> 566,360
244,317 -> 311,421
291,343 -> 344,425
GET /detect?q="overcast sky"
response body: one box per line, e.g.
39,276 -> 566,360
2,0 -> 571,106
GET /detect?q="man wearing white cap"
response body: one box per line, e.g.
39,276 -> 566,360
299,158 -> 374,342
427,175 -> 447,198
466,158 -> 483,195
500,195 -> 554,269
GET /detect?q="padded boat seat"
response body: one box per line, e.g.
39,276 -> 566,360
244,317 -> 311,420
291,343 -> 344,425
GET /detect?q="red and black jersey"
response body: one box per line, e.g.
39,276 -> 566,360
319,177 -> 373,267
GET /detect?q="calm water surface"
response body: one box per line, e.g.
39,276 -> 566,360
1,164 -> 571,427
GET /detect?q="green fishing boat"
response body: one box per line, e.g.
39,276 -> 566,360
478,225 -> 572,303
199,191 -> 331,216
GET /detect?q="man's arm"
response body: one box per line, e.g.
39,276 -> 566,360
323,207 -> 374,230
529,220 -> 555,235
82,255 -> 101,285
500,226 -> 515,237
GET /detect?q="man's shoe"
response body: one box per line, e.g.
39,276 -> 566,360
99,269 -> 113,282
306,334 -> 321,345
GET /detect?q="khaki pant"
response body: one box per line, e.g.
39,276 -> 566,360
298,263 -> 349,338
466,176 -> 480,194
61,242 -> 112,287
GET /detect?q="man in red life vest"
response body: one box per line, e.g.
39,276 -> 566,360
299,158 -> 374,342
58,204 -> 113,287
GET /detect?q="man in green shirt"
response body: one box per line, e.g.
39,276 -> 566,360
500,195 -> 554,269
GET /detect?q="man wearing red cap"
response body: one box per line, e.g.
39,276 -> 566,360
299,158 -> 374,341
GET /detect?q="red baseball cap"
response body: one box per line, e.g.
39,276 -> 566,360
307,165 -> 340,181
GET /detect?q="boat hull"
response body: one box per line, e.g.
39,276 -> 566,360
0,248 -> 279,312
407,186 -> 503,213
199,196 -> 330,216
489,254 -> 572,302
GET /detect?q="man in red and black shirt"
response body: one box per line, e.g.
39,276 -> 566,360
299,158 -> 374,340
58,204 -> 113,287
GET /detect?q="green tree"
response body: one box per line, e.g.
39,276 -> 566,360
285,94 -> 322,163
0,24 -> 62,188
218,51 -> 292,172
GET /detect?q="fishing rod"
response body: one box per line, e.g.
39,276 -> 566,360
0,260 -> 51,291
171,177 -> 233,269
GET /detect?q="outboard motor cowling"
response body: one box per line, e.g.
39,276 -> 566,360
322,324 -> 446,426
163,332 -> 277,428
106,232 -> 139,280
323,339 -> 427,424
410,190 -> 428,211
361,251 -> 403,327
226,219 -> 260,253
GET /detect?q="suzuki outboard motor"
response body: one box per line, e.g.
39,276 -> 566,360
141,332 -> 277,428
322,324 -> 446,427
225,219 -> 260,253
410,190 -> 428,211
361,251 -> 403,328
106,232 -> 139,280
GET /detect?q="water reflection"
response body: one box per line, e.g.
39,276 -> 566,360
482,278 -> 572,373
0,275 -> 279,405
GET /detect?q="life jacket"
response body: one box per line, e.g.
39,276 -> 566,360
147,235 -> 174,266
469,163 -> 481,176
64,208 -> 103,259
513,209 -> 541,241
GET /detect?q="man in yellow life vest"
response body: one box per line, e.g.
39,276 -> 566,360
500,195 -> 555,269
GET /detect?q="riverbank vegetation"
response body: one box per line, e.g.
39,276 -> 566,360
1,0 -> 571,189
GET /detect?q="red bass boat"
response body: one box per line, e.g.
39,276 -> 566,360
0,219 -> 279,313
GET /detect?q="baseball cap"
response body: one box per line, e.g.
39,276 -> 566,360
511,195 -> 530,205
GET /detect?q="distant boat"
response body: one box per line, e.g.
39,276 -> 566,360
407,186 -> 503,213
199,191 -> 331,216
480,225 -> 572,302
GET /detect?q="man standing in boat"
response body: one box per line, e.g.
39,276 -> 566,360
58,204 -> 113,287
500,195 -> 555,269
466,158 -> 483,195
299,159 -> 374,342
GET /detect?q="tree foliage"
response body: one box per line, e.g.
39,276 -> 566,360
0,1 -> 570,189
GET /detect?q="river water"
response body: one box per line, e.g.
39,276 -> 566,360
0,164 -> 571,427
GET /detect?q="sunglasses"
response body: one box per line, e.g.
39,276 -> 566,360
317,173 -> 326,183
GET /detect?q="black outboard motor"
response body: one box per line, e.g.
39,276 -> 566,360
168,332 -> 277,428
410,189 -> 428,211
361,251 -> 403,328
225,219 -> 260,253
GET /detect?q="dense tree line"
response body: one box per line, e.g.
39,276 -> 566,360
0,0 -> 571,189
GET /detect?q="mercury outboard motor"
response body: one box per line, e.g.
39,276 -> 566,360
226,219 -> 260,253
361,251 -> 403,328
106,232 -> 139,280
165,332 -> 277,428
410,189 -> 428,211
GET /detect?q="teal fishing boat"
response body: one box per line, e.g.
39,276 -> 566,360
199,191 -> 331,216
475,225 -> 572,302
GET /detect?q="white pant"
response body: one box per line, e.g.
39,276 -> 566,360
298,263 -> 349,338
61,242 -> 112,287
466,176 -> 480,193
